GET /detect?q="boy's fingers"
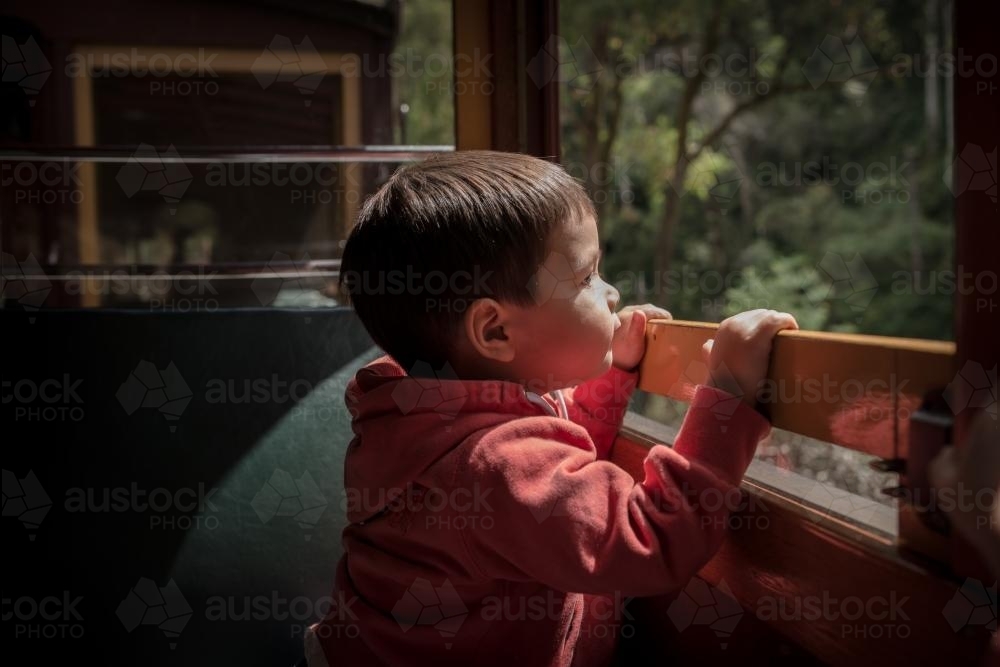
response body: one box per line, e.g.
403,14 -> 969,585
702,339 -> 714,360
778,313 -> 799,330
639,305 -> 672,321
760,311 -> 798,334
630,310 -> 648,337
620,305 -> 671,319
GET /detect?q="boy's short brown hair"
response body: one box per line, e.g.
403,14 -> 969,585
339,150 -> 595,371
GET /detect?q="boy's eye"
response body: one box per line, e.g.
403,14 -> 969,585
581,270 -> 599,287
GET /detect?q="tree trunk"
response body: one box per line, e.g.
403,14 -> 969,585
655,161 -> 689,304
653,2 -> 722,283
924,0 -> 941,154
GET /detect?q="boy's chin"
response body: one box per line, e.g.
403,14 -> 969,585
597,350 -> 615,374
545,356 -> 613,391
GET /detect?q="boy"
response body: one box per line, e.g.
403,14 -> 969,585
306,151 -> 797,666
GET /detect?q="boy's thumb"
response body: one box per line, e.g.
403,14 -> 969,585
631,310 -> 648,339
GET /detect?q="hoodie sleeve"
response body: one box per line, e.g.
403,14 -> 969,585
459,385 -> 769,597
559,365 -> 638,460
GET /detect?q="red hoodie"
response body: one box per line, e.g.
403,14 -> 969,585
306,355 -> 770,667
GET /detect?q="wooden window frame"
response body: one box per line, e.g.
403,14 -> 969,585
454,1 -> 997,663
454,0 -> 559,156
71,45 -> 364,274
635,320 -> 955,460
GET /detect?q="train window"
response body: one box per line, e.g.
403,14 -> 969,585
1,0 -> 455,309
555,0 -> 968,520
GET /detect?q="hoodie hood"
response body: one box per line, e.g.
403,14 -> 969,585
342,355 -> 560,523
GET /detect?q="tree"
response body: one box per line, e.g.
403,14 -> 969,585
561,0 -> 954,340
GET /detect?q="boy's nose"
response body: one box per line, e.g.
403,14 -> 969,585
605,281 -> 620,311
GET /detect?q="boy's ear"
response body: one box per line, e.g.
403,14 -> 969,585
463,298 -> 515,363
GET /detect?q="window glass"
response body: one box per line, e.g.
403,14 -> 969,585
1,0 -> 455,308
558,0 -> 965,512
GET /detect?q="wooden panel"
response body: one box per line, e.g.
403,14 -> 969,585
521,0 -> 561,159
949,0 -> 998,586
638,320 -> 956,458
609,435 -> 993,667
453,0 -> 493,150
489,0 -> 520,152
72,66 -> 100,307
70,45 -> 364,269
953,0 -> 999,449
453,0 -> 560,157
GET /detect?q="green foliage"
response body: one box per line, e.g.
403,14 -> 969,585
723,255 -> 832,331
394,0 -> 454,145
561,0 -> 955,340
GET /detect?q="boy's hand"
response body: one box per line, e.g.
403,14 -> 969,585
702,309 -> 798,406
612,305 -> 672,372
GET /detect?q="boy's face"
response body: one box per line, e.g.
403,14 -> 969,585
504,213 -> 621,391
